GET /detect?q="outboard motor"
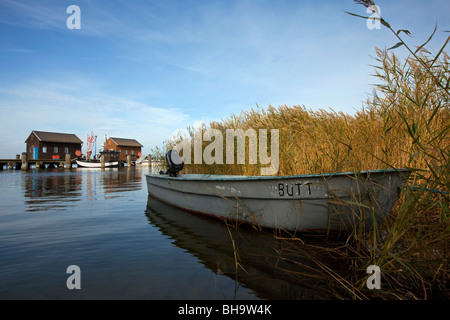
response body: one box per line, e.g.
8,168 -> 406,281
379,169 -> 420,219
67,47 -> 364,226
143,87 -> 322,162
162,149 -> 184,177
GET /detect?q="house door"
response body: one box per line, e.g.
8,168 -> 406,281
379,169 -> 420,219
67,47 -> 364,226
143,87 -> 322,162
33,147 -> 39,160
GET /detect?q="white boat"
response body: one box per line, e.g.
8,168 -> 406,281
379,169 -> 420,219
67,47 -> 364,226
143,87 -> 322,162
76,159 -> 119,168
76,150 -> 121,168
146,168 -> 410,233
136,154 -> 164,167
136,154 -> 150,166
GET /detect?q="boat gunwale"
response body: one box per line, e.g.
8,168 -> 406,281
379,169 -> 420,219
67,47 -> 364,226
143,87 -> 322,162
146,168 -> 412,181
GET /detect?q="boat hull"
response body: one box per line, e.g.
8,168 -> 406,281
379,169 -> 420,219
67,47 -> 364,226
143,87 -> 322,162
76,160 -> 119,168
145,170 -> 410,233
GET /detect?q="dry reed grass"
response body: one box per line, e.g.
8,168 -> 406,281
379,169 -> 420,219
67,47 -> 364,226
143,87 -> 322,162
161,1 -> 449,299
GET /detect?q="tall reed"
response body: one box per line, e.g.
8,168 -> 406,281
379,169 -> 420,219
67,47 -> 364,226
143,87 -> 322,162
163,1 -> 449,299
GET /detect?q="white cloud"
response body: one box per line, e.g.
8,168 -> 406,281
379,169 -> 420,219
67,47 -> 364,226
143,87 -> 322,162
2,0 -> 449,161
0,80 -> 192,157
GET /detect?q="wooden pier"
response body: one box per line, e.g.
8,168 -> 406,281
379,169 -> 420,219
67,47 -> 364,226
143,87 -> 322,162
0,153 -> 160,170
0,153 -> 74,170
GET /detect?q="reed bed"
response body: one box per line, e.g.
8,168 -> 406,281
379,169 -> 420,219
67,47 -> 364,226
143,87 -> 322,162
163,2 -> 449,299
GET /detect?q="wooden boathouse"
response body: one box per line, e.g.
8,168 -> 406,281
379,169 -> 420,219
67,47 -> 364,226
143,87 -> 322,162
104,137 -> 143,161
25,130 -> 83,160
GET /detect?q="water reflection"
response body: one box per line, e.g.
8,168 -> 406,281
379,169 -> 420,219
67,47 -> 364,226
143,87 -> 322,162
145,196 -> 336,300
101,168 -> 143,197
22,170 -> 82,212
21,167 -> 145,212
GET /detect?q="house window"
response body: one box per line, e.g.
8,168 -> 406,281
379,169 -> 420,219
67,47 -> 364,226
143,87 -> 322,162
131,150 -> 134,155
54,146 -> 58,153
43,146 -> 47,153
125,150 -> 128,155
64,147 -> 69,154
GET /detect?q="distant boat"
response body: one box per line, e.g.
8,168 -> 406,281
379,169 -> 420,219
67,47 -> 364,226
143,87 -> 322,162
136,154 -> 152,166
75,159 -> 119,168
146,168 -> 411,233
76,150 -> 121,168
136,154 -> 165,167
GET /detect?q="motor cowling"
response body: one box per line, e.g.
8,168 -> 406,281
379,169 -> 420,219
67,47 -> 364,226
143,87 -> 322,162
163,149 -> 184,177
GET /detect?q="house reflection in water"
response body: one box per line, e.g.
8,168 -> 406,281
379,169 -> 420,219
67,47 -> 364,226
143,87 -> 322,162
21,168 -> 145,212
100,167 -> 143,198
22,172 -> 83,212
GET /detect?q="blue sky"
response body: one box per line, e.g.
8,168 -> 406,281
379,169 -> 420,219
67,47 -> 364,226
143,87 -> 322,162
0,0 -> 449,157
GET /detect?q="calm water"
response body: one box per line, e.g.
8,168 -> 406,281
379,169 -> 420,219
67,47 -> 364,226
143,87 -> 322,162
0,166 -> 333,300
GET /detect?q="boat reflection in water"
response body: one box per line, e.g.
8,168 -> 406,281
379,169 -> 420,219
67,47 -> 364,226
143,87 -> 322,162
146,196 -> 341,300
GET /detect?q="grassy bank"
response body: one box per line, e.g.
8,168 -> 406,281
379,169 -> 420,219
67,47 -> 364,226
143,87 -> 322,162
164,3 -> 449,299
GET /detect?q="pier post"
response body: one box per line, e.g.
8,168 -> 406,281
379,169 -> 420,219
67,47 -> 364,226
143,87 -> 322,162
101,154 -> 105,168
21,152 -> 28,171
65,154 -> 72,169
127,155 -> 132,167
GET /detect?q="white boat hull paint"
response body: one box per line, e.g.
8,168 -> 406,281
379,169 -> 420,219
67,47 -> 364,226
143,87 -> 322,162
76,160 -> 119,168
146,170 -> 410,233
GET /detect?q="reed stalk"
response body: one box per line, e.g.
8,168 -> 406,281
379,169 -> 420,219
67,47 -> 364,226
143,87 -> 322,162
163,0 -> 449,299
